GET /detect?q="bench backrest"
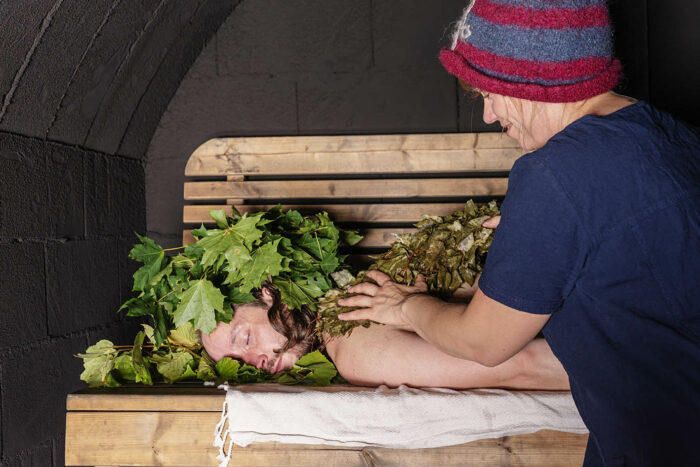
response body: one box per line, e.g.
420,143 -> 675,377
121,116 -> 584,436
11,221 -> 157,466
183,133 -> 521,261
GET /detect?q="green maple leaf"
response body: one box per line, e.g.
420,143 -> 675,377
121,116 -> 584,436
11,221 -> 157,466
215,357 -> 240,382
113,353 -> 136,382
272,277 -> 322,311
150,351 -> 195,384
197,350 -> 217,381
167,322 -> 200,348
239,239 -> 288,292
173,279 -> 226,334
209,209 -> 230,229
131,331 -> 153,385
77,340 -> 117,388
130,234 -> 166,292
223,246 -> 253,285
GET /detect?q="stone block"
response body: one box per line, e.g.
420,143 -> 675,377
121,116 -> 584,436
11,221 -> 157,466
118,237 -> 140,303
217,0 -> 372,75
0,336 -> 86,460
47,144 -> 84,238
111,157 -> 146,235
0,0 -> 114,139
83,152 -> 112,237
0,242 -> 48,350
297,70 -> 458,134
372,0 -> 465,70
0,133 -> 49,239
46,239 -> 121,335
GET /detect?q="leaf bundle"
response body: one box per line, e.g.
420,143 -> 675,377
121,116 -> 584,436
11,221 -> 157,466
316,200 -> 500,338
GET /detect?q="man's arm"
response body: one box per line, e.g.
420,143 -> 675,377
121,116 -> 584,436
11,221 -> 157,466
324,324 -> 567,390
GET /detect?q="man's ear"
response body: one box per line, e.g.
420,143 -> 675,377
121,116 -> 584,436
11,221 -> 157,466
260,287 -> 275,308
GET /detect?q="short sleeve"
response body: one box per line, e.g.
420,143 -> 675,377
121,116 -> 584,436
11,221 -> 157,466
478,154 -> 588,314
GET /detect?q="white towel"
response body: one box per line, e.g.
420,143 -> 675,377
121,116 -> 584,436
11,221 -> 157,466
213,384 -> 587,466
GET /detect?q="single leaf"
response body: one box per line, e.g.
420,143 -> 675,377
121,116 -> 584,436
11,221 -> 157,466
150,351 -> 195,384
77,340 -> 117,388
131,331 -> 153,385
173,279 -> 226,334
209,209 -> 230,229
168,322 -> 200,348
239,239 -> 288,292
215,357 -> 240,382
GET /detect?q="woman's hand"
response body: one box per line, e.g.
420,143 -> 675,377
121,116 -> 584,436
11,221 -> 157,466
482,215 -> 501,229
337,270 -> 428,329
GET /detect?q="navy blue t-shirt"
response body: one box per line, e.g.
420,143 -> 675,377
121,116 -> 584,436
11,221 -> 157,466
478,101 -> 700,466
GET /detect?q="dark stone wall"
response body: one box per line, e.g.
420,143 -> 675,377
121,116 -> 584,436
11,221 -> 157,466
145,0 -> 700,249
0,1 -> 234,465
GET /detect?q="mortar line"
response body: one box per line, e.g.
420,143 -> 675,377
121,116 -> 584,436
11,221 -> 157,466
83,0 -> 170,147
45,0 -> 122,139
0,0 -> 65,123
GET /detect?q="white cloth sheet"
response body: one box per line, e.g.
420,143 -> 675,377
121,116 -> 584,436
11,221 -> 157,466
214,383 -> 587,466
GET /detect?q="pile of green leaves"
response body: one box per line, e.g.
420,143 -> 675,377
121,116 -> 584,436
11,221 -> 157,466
78,323 -> 338,388
317,200 -> 500,338
79,206 -> 359,387
122,206 -> 361,343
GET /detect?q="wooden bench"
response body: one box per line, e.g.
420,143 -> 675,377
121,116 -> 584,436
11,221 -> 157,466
65,133 -> 588,466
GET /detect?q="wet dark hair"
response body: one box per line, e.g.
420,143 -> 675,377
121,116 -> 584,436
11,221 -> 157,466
254,281 -> 317,355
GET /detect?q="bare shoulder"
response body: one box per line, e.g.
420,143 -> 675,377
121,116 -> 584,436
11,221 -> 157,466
323,322 -> 518,389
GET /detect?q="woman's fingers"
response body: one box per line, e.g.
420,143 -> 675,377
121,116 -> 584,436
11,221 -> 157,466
413,274 -> 428,292
365,269 -> 391,285
337,294 -> 374,308
346,282 -> 379,296
482,215 -> 501,229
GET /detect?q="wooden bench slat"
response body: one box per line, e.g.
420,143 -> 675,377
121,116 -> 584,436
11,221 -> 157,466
189,133 -> 519,157
66,410 -> 587,466
184,203 -> 471,224
184,178 -> 508,201
186,148 -> 520,176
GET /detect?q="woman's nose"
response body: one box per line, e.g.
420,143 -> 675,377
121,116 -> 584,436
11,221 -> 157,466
482,99 -> 497,124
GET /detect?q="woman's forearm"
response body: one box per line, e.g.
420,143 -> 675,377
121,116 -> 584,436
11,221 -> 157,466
400,293 -> 485,362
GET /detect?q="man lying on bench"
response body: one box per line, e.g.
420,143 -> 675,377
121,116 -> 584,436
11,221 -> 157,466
201,280 -> 569,390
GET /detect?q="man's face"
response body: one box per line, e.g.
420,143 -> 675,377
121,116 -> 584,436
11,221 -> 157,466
200,295 -> 302,374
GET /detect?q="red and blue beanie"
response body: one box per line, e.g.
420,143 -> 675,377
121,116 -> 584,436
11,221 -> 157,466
440,0 -> 622,103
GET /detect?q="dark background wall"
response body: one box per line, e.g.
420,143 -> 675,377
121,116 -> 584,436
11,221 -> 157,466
0,1 -> 698,466
146,0 -> 700,249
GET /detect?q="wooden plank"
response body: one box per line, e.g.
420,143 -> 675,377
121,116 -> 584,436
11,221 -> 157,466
66,410 -> 586,466
66,384 -> 378,412
184,203 -> 471,224
184,178 -> 508,201
183,227 -> 417,249
189,133 -> 519,159
185,148 -> 520,176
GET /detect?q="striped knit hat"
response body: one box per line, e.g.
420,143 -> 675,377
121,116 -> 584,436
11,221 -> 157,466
440,0 -> 622,103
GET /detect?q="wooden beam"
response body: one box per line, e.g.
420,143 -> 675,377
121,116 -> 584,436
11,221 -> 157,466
183,203 -> 472,224
184,178 -> 508,201
66,410 -> 587,466
185,148 -> 520,176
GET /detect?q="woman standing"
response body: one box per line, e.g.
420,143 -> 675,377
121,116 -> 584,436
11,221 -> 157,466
339,1 -> 700,465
